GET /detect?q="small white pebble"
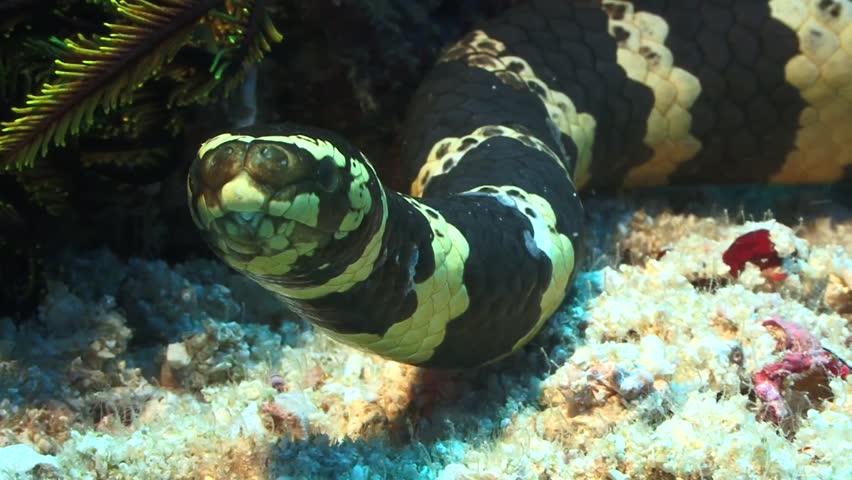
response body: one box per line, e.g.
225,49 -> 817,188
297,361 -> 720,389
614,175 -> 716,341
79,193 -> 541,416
166,342 -> 191,369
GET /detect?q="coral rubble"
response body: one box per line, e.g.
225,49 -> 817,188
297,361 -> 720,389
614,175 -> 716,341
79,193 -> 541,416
1,188 -> 850,479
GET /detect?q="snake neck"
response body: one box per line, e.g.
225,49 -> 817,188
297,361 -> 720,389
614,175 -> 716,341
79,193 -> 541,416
262,175 -> 583,367
253,186 -> 388,298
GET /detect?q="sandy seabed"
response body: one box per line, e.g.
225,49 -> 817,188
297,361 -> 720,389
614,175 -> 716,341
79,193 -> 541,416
1,186 -> 850,480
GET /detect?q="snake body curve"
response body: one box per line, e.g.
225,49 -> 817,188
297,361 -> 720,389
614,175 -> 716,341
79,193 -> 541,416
188,0 -> 852,368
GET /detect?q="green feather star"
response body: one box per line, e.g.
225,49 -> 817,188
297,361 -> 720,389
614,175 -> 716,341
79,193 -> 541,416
0,0 -> 282,171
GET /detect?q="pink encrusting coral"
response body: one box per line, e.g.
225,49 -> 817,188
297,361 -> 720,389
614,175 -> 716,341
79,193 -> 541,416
754,317 -> 850,424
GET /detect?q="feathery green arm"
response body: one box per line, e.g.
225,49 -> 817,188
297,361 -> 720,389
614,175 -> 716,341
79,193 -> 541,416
0,0 -> 221,170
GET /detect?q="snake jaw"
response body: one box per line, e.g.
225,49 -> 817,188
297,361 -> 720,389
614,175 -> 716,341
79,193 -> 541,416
192,176 -> 331,261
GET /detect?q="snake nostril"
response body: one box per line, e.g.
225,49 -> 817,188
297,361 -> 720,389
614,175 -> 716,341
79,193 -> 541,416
198,142 -> 245,189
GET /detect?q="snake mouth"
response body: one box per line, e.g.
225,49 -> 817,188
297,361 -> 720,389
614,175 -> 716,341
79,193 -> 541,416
208,209 -> 295,257
193,178 -> 337,260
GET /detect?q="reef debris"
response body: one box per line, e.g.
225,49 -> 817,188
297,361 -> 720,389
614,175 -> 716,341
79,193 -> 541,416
722,228 -> 787,281
754,317 -> 850,425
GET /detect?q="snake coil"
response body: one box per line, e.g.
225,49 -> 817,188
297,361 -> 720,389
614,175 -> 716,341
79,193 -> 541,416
188,0 -> 852,368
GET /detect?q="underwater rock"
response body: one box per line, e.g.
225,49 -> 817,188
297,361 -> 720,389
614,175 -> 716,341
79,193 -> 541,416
0,443 -> 59,476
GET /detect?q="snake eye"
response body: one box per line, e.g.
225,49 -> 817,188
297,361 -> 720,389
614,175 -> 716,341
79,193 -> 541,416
316,157 -> 339,192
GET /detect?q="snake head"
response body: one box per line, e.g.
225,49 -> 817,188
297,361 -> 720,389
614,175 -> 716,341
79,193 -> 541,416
187,125 -> 383,282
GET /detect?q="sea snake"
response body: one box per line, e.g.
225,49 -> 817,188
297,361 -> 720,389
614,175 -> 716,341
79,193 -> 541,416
187,0 -> 852,368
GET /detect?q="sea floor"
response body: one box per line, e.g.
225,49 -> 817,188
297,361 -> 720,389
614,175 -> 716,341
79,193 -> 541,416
1,185 -> 850,479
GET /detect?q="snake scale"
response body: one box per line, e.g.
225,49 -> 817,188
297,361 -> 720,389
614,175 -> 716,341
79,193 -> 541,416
187,0 -> 852,368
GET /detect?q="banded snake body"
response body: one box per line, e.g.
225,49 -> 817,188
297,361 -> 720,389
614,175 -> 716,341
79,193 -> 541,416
188,0 -> 852,368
